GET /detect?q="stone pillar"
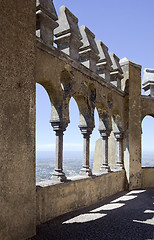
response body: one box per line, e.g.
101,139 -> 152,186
99,130 -> 111,172
114,132 -> 123,170
120,58 -> 142,190
51,122 -> 67,182
80,127 -> 92,176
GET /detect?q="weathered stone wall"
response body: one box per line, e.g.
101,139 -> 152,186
0,1 -> 36,239
36,171 -> 126,224
141,96 -> 154,119
120,59 -> 142,190
142,168 -> 154,188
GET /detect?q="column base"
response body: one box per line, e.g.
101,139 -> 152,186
100,165 -> 111,173
115,163 -> 123,170
51,171 -> 67,182
80,167 -> 92,177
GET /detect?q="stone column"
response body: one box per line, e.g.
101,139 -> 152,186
51,122 -> 67,182
99,130 -> 111,172
120,58 -> 142,190
114,132 -> 123,170
80,127 -> 92,176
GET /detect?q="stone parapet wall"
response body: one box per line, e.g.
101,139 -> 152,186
141,168 -> 154,188
36,171 -> 126,225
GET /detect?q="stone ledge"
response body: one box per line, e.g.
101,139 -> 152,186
120,57 -> 142,70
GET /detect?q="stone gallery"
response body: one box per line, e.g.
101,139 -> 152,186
0,1 -> 154,239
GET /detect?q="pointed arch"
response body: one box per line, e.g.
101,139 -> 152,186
73,93 -> 94,130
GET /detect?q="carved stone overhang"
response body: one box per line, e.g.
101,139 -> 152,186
110,53 -> 123,90
142,68 -> 154,97
79,25 -> 99,72
54,6 -> 82,60
96,40 -> 112,82
36,0 -> 58,47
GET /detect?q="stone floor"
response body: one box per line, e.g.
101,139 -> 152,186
28,189 -> 154,240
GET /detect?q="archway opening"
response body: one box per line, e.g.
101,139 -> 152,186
36,83 -> 55,183
142,115 -> 154,167
63,97 -> 82,177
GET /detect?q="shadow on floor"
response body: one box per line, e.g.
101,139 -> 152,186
28,189 -> 154,240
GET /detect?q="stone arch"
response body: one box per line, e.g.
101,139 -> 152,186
112,112 -> 123,133
73,93 -> 94,130
37,80 -> 70,126
60,69 -> 73,94
37,81 -> 62,121
88,83 -> 96,103
95,102 -> 112,132
141,112 -> 154,122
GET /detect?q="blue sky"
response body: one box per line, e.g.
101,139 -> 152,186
36,0 -> 154,156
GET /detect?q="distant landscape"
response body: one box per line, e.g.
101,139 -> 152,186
36,151 -> 93,183
36,151 -> 154,184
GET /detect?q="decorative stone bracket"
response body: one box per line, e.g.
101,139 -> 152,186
96,40 -> 112,82
110,53 -> 123,90
36,0 -> 58,47
142,68 -> 154,97
79,25 -> 99,72
54,6 -> 82,60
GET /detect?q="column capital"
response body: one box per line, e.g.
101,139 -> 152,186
99,129 -> 111,138
50,121 -> 68,132
114,132 -> 123,140
79,126 -> 92,136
